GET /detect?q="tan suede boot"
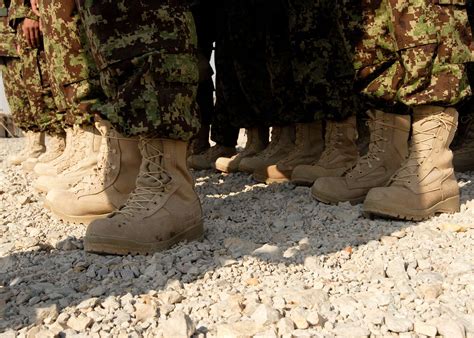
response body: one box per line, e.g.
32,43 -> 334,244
364,107 -> 460,221
22,133 -> 66,172
45,120 -> 141,224
452,115 -> 474,172
253,122 -> 324,184
312,110 -> 410,204
238,125 -> 295,174
84,138 -> 203,255
187,144 -> 236,170
215,127 -> 269,173
188,123 -> 210,156
33,125 -> 100,177
291,117 -> 359,186
32,125 -> 102,193
8,131 -> 46,166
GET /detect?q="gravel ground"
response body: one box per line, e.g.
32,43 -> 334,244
1,136 -> 474,338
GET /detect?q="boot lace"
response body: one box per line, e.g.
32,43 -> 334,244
116,139 -> 171,218
72,135 -> 113,193
391,115 -> 450,184
260,128 -> 284,159
319,123 -> 344,162
347,116 -> 388,175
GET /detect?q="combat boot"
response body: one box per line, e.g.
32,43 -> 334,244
84,138 -> 203,255
291,117 -> 359,186
253,122 -> 323,184
215,127 -> 269,173
33,125 -> 99,177
45,120 -> 141,224
8,131 -> 46,166
22,133 -> 66,172
364,107 -> 460,220
187,143 -> 236,170
312,110 -> 410,204
32,126 -> 102,193
452,114 -> 474,172
188,124 -> 210,156
238,125 -> 295,174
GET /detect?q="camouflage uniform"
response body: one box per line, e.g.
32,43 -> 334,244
38,0 -> 102,127
219,0 -> 360,128
355,0 -> 474,111
0,1 -> 31,131
1,0 -> 60,133
74,0 -> 200,140
216,0 -> 276,129
285,0 -> 360,123
191,0 -> 239,147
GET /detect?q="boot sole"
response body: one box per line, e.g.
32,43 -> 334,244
84,220 -> 204,255
48,204 -> 111,225
363,195 -> 460,221
311,189 -> 366,206
291,178 -> 314,187
253,172 -> 290,185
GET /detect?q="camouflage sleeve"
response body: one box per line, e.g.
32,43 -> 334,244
8,0 -> 39,28
0,0 -> 18,57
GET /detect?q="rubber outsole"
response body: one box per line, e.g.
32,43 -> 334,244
363,195 -> 460,221
84,221 -> 204,255
48,204 -> 111,225
311,189 -> 366,206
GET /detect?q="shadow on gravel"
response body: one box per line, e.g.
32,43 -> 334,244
0,169 -> 472,332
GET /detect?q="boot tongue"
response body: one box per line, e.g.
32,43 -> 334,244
136,142 -> 171,189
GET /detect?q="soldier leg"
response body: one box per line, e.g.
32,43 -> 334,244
33,0 -> 106,199
355,1 -> 473,220
68,0 -> 203,254
2,56 -> 46,165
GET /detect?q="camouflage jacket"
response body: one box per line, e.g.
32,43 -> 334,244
354,0 -> 474,70
8,0 -> 38,29
0,0 -> 18,57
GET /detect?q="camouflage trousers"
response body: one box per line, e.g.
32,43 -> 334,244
192,0 -> 238,146
74,0 -> 200,140
217,0 -> 281,129
355,0 -> 474,111
2,56 -> 35,131
2,26 -> 60,134
286,0 -> 358,123
219,0 -> 359,128
39,0 -> 102,127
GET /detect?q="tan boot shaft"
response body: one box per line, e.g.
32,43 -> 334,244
291,117 -> 359,186
312,110 -> 410,204
215,127 -> 269,173
46,120 -> 141,224
364,106 -> 460,220
254,122 -> 323,184
84,139 -> 203,255
239,125 -> 295,174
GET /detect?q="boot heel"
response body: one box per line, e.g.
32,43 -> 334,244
437,195 -> 460,214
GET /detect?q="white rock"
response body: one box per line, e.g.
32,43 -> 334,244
134,303 -> 157,322
276,317 -> 295,336
386,257 -> 407,279
35,304 -> 58,324
437,319 -> 466,338
252,244 -> 281,259
66,314 -> 93,331
251,304 -> 281,326
385,314 -> 413,333
161,312 -> 195,338
216,320 -> 263,338
414,321 -> 437,337
224,238 -> 258,258
333,322 -> 370,337
289,308 -> 309,329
